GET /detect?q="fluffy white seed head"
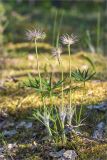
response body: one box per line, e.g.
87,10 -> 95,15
26,28 -> 46,41
52,46 -> 62,59
60,33 -> 77,46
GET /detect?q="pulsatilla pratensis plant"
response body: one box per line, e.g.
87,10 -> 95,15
25,27 -> 96,145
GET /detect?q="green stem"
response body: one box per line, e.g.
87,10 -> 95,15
35,39 -> 42,89
68,45 -> 72,108
59,58 -> 65,144
78,82 -> 86,125
83,81 -> 85,88
47,124 -> 52,137
60,58 -> 64,108
68,45 -> 71,78
35,40 -> 46,127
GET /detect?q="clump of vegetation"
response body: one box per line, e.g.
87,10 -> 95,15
24,28 -> 95,149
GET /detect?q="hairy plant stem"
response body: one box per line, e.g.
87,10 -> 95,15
78,83 -> 86,125
61,59 -> 66,145
68,45 -> 72,109
57,58 -> 66,144
35,39 -> 45,122
35,39 -> 52,137
47,123 -> 52,137
60,58 -> 64,108
35,39 -> 42,89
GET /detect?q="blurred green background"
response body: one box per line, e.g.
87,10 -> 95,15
0,0 -> 106,54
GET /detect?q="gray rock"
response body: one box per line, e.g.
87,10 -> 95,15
0,121 -> 6,130
92,122 -> 105,139
63,150 -> 77,160
0,155 -> 5,160
24,122 -> 32,129
3,122 -> 14,129
50,149 -> 77,160
0,147 -> 4,154
0,109 -> 8,118
16,121 -> 32,129
65,125 -> 74,133
16,121 -> 26,128
0,147 -> 5,160
7,143 -> 17,150
49,149 -> 65,158
104,124 -> 107,138
3,130 -> 17,137
87,102 -> 107,112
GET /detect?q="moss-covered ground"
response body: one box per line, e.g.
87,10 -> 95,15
0,44 -> 107,159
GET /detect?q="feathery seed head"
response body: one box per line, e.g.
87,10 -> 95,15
60,33 -> 77,46
26,28 -> 46,41
52,46 -> 62,59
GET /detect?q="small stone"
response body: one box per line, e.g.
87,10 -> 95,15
63,150 -> 77,160
0,109 -> 8,118
92,122 -> 105,139
3,130 -> 17,137
87,102 -> 107,112
104,125 -> 107,138
0,155 -> 5,160
0,147 -> 4,154
16,121 -> 26,129
24,122 -> 32,129
16,121 -> 32,129
0,121 -> 6,130
49,149 -> 65,158
65,125 -> 74,133
7,143 -> 17,150
0,147 -> 5,160
3,122 -> 14,129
